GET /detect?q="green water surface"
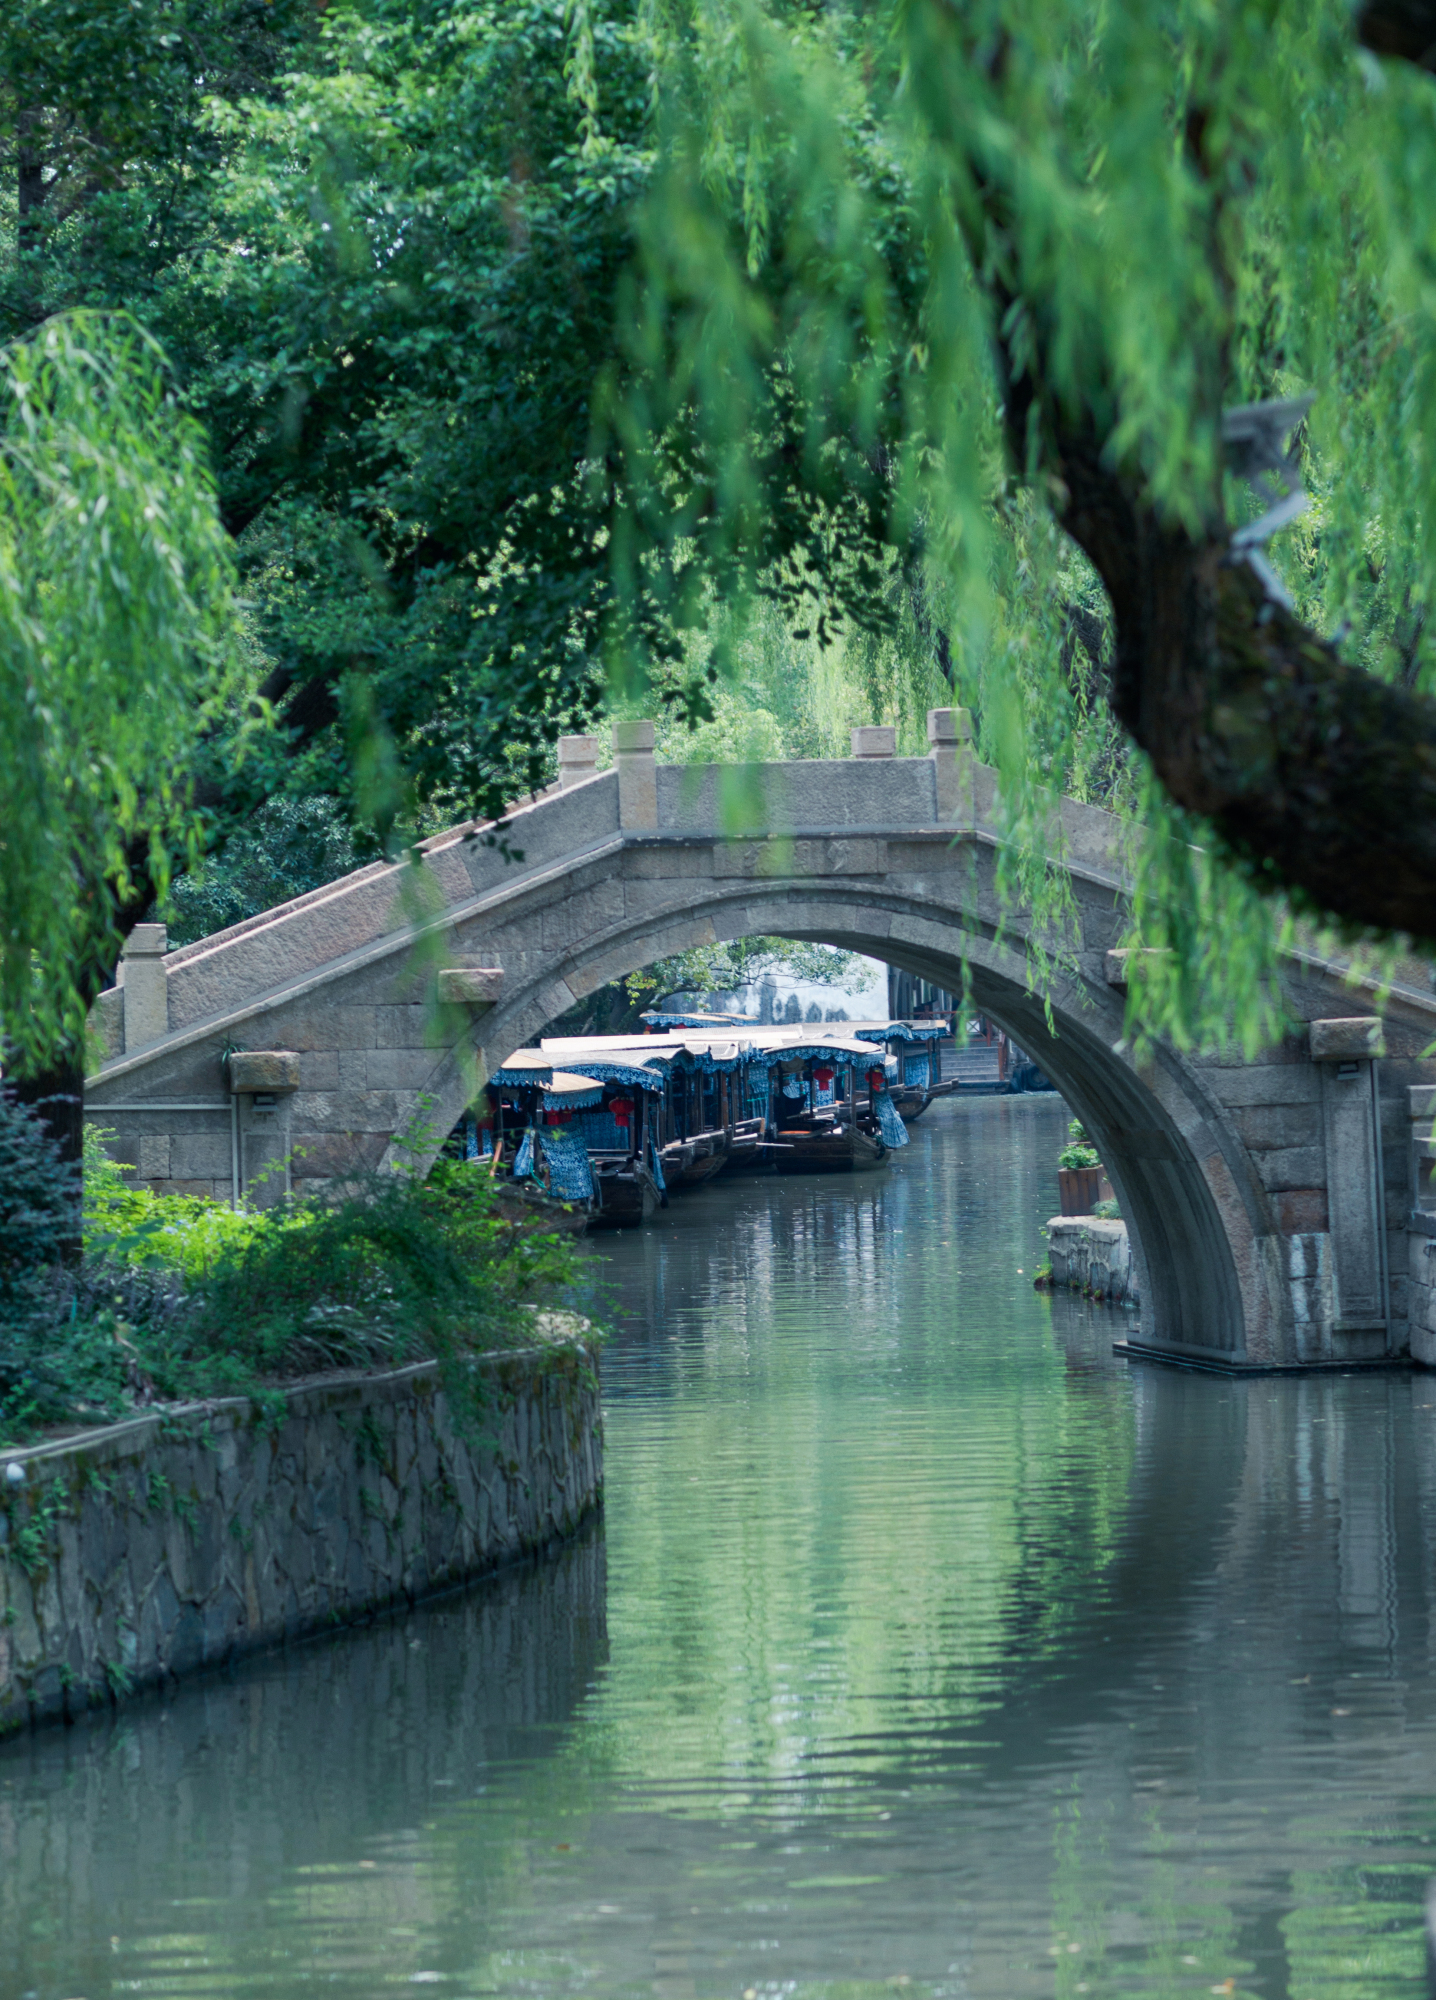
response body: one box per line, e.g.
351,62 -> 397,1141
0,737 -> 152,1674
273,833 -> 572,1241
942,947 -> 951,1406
3,1095 -> 1434,2000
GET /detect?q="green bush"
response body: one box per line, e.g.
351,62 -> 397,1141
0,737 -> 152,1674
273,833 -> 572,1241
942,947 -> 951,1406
1058,1120 -> 1101,1172
1,1122 -> 586,1448
83,1124 -> 271,1276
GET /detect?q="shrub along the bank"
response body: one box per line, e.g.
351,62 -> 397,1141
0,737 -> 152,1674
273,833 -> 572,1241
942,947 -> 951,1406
0,1095 -> 585,1448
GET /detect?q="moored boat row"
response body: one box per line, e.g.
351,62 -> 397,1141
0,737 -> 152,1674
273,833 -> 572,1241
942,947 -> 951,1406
446,1018 -> 953,1228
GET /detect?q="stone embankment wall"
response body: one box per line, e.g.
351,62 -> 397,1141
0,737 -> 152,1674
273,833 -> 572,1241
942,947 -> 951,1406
0,1343 -> 601,1738
1046,1217 -> 1139,1307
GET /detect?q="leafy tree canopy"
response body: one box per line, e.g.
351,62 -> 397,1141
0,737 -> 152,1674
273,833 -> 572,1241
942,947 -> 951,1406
7,0 -> 1436,1078
601,0 -> 1436,1044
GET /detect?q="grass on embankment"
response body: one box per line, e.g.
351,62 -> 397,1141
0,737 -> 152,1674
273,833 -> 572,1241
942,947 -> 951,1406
0,1096 -> 586,1449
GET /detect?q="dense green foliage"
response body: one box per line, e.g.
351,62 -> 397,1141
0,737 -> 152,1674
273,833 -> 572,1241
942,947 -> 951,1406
163,796 -> 358,945
0,1097 -> 583,1447
0,1085 -> 80,1340
601,0 -> 1436,1040
0,315 -> 241,1061
5,0 -> 1436,1064
3,0 -> 644,827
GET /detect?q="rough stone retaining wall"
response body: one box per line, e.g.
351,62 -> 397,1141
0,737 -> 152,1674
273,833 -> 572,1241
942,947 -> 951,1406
0,1343 -> 601,1738
1046,1217 -> 1140,1307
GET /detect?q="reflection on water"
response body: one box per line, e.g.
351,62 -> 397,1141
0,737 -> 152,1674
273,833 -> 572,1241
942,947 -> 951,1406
4,1096 -> 1436,1998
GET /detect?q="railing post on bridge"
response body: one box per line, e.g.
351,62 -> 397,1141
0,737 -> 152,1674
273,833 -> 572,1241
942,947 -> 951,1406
557,734 -> 599,789
928,707 -> 974,826
613,718 -> 658,830
121,923 -> 169,1053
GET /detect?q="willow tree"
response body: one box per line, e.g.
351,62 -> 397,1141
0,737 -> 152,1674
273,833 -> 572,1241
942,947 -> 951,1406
0,313 -> 240,1156
598,0 -> 1436,1043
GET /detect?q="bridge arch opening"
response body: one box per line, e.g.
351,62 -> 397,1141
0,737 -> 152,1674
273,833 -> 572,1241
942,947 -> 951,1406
426,891 -> 1254,1363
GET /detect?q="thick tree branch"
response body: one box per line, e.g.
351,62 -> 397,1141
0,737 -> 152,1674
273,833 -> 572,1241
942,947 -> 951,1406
956,34 -> 1436,944
1049,432 -> 1436,937
1357,0 -> 1436,70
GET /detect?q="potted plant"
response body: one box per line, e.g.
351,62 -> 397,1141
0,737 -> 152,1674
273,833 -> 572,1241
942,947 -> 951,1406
1057,1121 -> 1108,1216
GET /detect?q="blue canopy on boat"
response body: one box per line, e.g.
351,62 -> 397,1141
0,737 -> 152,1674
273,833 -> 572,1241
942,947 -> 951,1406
489,1053 -> 607,1106
639,1010 -> 747,1029
671,1045 -> 744,1074
743,1042 -> 869,1070
558,1058 -> 666,1092
543,1077 -> 605,1109
853,1021 -> 953,1044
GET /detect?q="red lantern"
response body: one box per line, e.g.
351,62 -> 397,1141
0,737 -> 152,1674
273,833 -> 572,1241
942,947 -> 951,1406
867,1067 -> 886,1093
611,1096 -> 634,1128
814,1065 -> 835,1088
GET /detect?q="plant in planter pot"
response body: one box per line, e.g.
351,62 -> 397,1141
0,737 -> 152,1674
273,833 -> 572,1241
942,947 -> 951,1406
1057,1122 -> 1108,1218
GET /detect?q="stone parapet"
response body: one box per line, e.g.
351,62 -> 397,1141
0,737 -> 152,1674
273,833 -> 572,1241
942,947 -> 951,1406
0,1343 -> 602,1738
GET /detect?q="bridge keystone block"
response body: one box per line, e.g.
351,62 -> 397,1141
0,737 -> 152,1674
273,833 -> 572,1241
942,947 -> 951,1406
1309,1017 -> 1385,1061
613,719 -> 658,829
436,967 -> 505,1009
226,1051 -> 301,1094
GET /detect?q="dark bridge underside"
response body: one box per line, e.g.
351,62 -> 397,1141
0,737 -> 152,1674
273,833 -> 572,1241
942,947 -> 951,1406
784,930 -> 1248,1358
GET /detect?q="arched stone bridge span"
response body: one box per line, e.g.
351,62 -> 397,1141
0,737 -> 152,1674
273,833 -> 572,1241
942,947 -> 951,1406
87,716 -> 1436,1373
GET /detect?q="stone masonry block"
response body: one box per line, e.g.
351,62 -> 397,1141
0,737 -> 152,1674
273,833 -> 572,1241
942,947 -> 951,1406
338,1049 -> 367,1089
373,1004 -> 430,1048
1209,1066 -> 1321,1108
1275,1188 -> 1329,1234
542,881 -> 624,951
284,1005 -> 378,1051
289,1132 -> 389,1179
298,1050 -> 341,1090
365,1048 -> 441,1093
1310,1016 -> 1386,1060
292,1088 -> 401,1132
1255,1146 -> 1328,1193
437,967 -> 504,1006
1230,1103 -> 1323,1152
620,844 -> 714,880
169,1131 -> 233,1180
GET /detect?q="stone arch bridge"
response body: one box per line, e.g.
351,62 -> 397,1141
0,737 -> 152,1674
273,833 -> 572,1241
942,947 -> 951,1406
88,715 -> 1436,1373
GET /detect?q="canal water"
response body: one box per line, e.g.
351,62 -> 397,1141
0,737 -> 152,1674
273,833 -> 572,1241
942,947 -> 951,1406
5,1096 -> 1436,1999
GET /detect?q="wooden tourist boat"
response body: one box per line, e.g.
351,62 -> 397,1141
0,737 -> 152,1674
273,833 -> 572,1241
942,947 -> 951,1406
463,1057 -> 619,1230
719,1027 -> 905,1175
518,1048 -> 668,1229
542,1033 -> 742,1199
851,1018 -> 954,1121
560,1055 -> 666,1228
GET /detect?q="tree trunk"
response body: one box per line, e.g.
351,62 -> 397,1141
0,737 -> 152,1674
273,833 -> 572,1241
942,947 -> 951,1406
6,1044 -> 86,1165
4,1039 -> 87,1262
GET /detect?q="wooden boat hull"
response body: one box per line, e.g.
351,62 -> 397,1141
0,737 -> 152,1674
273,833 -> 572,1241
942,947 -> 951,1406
661,1133 -> 730,1189
493,1185 -> 591,1234
589,1163 -> 659,1229
773,1122 -> 889,1174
